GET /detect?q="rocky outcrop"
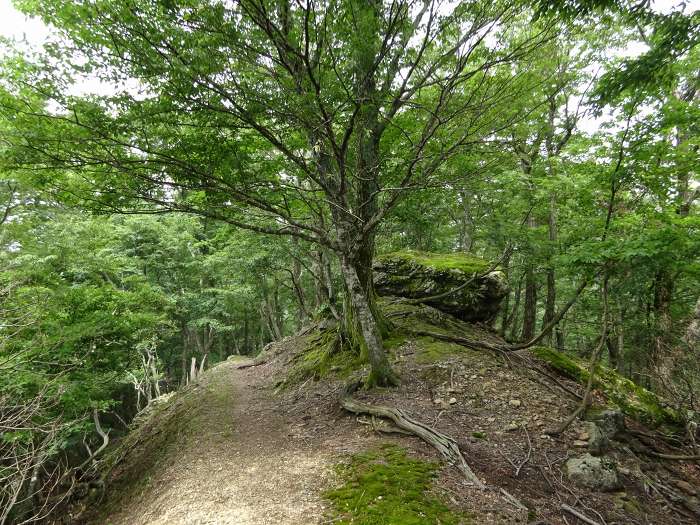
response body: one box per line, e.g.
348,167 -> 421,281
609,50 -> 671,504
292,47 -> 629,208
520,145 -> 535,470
373,251 -> 508,323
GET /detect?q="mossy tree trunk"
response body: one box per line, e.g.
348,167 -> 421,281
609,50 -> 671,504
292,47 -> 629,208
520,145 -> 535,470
334,0 -> 397,387
340,254 -> 398,387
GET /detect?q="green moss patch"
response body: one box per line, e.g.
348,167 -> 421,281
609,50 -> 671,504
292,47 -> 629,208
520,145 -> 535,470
324,444 -> 468,525
377,250 -> 489,274
415,336 -> 472,363
285,331 -> 362,384
532,346 -> 682,427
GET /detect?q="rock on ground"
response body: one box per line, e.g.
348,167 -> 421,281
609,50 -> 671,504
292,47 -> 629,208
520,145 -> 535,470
565,454 -> 621,491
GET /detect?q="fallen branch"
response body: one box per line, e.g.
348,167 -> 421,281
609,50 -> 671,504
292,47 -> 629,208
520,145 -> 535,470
499,427 -> 532,477
647,451 -> 700,461
410,329 -> 506,353
561,503 -> 601,525
234,358 -> 267,370
408,275 -> 593,354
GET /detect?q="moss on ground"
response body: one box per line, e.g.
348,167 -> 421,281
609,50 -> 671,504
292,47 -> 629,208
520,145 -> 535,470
285,330 -> 362,384
285,299 -> 500,384
376,250 -> 489,274
532,346 -> 682,427
415,336 -> 471,363
324,444 -> 469,525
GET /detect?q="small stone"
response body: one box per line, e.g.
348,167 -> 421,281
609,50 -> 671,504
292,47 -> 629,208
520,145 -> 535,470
449,397 -> 457,405
505,423 -> 518,431
487,417 -> 496,423
573,440 -> 588,447
578,432 -> 590,441
470,374 -> 478,380
509,399 -> 522,408
433,398 -> 443,405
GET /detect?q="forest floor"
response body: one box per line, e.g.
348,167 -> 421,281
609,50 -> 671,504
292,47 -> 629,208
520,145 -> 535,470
80,308 -> 700,525
84,353 -> 364,524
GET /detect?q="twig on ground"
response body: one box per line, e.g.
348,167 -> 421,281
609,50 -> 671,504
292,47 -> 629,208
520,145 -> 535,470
561,503 -> 601,525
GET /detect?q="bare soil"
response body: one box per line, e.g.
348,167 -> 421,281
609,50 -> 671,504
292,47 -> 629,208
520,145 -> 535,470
83,330 -> 700,525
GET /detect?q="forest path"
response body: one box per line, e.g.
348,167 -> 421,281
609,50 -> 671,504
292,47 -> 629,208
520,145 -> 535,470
98,358 -> 341,525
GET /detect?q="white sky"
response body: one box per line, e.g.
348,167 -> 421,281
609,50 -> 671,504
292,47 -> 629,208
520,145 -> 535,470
2,0 -> 697,44
0,0 -> 697,135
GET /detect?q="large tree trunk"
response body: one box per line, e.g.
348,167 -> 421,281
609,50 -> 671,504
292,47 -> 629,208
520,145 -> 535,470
652,268 -> 675,384
340,255 -> 398,387
650,82 -> 699,386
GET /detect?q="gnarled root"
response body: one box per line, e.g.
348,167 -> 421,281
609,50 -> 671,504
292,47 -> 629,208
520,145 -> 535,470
340,382 -> 528,513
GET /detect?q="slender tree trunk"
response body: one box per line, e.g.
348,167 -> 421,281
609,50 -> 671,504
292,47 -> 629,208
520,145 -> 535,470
457,190 -> 474,252
180,324 -> 189,386
498,252 -> 511,337
290,242 -> 309,328
685,297 -> 700,349
507,271 -> 524,341
606,335 -> 619,370
542,191 -> 557,345
243,310 -> 249,354
521,214 -> 538,342
263,290 -> 283,341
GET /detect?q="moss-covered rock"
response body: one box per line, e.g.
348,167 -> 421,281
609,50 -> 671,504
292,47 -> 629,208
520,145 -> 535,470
373,250 -> 507,322
532,346 -> 684,428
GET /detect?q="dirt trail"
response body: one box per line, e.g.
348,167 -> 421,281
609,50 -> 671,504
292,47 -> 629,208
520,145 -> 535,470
98,359 -> 342,525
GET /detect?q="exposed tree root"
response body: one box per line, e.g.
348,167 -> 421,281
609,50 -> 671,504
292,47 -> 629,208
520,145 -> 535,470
341,382 -> 483,486
340,382 -> 528,513
410,329 -> 507,353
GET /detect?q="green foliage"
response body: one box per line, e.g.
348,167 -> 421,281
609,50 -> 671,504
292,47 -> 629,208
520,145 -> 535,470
0,0 -> 698,518
324,444 -> 468,525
